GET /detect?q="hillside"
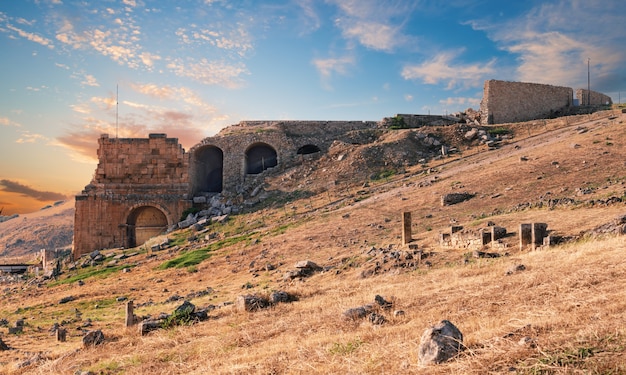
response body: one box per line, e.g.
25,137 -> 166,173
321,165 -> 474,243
0,109 -> 625,374
0,200 -> 74,260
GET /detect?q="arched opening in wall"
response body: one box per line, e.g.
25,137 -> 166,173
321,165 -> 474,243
245,143 -> 277,174
296,144 -> 321,155
126,206 -> 168,248
192,145 -> 223,194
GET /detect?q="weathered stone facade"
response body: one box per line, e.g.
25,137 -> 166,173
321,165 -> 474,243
575,88 -> 613,106
189,120 -> 378,196
73,134 -> 190,258
74,120 -> 380,258
480,80 -> 574,125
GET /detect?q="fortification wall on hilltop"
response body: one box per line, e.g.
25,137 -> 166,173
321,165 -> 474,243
576,88 -> 613,106
480,80 -> 573,125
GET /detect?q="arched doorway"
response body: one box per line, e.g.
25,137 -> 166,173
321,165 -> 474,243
192,145 -> 223,194
245,143 -> 278,174
126,206 -> 168,248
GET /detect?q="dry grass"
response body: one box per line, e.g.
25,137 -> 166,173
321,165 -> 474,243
1,110 -> 625,374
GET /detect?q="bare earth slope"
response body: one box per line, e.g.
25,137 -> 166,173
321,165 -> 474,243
0,110 -> 625,374
0,200 -> 74,260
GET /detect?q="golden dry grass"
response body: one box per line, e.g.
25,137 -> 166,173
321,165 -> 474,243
1,109 -> 625,374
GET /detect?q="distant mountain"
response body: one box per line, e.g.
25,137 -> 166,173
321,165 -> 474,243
0,200 -> 74,259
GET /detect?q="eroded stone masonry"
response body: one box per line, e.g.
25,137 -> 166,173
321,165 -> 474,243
74,79 -> 614,258
74,120 -> 382,257
480,80 -> 612,125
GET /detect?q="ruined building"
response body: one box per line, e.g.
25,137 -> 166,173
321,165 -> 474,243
73,80 -> 614,258
73,120 -> 380,258
480,80 -> 612,125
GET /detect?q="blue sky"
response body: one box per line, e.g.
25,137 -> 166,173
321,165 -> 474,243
0,0 -> 624,214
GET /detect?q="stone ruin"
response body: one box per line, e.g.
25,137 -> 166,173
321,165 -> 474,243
73,79 -> 614,259
480,80 -> 613,125
439,222 -> 554,251
74,117 -> 435,258
439,224 -> 508,251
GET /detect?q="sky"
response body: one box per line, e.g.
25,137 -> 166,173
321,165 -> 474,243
0,0 -> 624,215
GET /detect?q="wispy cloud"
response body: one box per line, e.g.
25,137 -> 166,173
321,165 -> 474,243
312,55 -> 355,90
402,51 -> 496,90
0,117 -> 21,127
130,83 -> 217,113
0,179 -> 67,201
328,0 -> 414,52
15,131 -> 48,144
6,24 -> 54,48
470,1 -> 626,92
166,58 -> 248,88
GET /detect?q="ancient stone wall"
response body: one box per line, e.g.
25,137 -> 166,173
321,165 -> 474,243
480,80 -> 573,125
73,134 -> 191,258
576,89 -> 613,106
189,120 -> 378,196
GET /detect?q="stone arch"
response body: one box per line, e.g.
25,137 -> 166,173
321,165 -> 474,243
245,142 -> 278,174
191,145 -> 224,194
297,144 -> 321,155
126,205 -> 168,248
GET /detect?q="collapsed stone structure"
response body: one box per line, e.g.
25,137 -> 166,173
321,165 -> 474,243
73,79 -> 613,258
73,119 -> 389,258
480,80 -> 612,125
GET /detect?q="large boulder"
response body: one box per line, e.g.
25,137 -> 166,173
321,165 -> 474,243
418,320 -> 464,365
82,329 -> 105,347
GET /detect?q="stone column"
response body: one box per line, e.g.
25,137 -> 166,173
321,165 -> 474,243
519,223 -> 532,250
402,212 -> 412,245
56,327 -> 67,342
125,300 -> 135,327
532,223 -> 548,250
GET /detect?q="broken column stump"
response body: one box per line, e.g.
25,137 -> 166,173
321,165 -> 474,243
402,211 -> 412,245
56,327 -> 67,342
125,300 -> 135,327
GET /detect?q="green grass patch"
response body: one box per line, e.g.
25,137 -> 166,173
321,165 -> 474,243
370,169 -> 396,181
49,265 -> 134,286
158,234 -> 253,269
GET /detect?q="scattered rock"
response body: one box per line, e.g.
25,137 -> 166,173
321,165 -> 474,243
518,336 -> 536,348
0,337 -> 9,351
283,260 -> 323,280
506,264 -> 526,275
368,313 -> 386,325
82,329 -> 105,347
343,305 -> 374,321
418,320 -> 464,365
441,192 -> 474,206
236,294 -> 269,312
374,295 -> 393,310
269,291 -> 297,305
472,250 -> 500,259
59,296 -> 76,304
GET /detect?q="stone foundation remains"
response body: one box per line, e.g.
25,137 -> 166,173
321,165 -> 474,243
439,225 -> 507,250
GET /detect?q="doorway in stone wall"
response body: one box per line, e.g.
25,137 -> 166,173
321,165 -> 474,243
246,142 -> 278,174
193,145 -> 224,194
126,206 -> 168,248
